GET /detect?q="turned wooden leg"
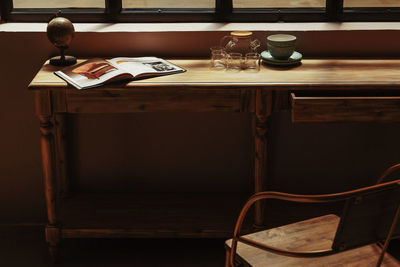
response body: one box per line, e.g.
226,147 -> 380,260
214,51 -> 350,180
253,90 -> 272,228
40,115 -> 60,261
55,114 -> 69,198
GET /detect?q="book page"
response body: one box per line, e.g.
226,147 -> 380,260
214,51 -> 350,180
108,57 -> 185,77
55,58 -> 129,89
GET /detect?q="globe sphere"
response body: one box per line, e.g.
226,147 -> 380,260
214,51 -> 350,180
47,17 -> 75,48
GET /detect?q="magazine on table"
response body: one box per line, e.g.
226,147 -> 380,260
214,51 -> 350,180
54,57 -> 186,90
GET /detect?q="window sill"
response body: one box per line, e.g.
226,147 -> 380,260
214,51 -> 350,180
1,22 -> 400,33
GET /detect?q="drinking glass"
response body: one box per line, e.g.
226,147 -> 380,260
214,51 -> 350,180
210,46 -> 226,69
244,52 -> 260,71
227,52 -> 243,71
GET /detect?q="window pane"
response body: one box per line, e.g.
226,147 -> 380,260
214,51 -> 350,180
344,0 -> 400,7
122,0 -> 215,8
233,0 -> 325,8
13,0 -> 104,8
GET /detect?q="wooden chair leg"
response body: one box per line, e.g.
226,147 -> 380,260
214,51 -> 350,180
45,225 -> 61,263
225,249 -> 231,267
376,204 -> 400,267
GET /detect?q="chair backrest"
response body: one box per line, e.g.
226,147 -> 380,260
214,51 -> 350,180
332,181 -> 400,251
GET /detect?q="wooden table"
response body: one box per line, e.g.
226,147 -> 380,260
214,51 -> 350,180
29,58 -> 400,259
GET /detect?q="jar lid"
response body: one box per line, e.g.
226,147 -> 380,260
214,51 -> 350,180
230,31 -> 253,38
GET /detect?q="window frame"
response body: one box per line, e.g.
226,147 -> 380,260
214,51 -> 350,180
1,0 -> 400,23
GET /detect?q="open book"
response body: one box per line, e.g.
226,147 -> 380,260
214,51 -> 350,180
54,57 -> 186,90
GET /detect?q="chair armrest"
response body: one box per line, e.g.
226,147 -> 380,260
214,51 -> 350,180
229,191 -> 341,266
377,163 -> 400,184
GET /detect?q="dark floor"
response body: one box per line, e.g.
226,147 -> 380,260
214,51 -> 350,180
2,224 -> 400,267
0,225 -> 226,267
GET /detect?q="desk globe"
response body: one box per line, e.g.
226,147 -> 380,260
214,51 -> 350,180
47,16 -> 77,66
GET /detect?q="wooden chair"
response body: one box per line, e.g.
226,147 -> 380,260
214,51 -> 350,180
225,164 -> 400,267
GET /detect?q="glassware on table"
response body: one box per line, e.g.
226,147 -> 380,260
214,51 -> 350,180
210,46 -> 227,69
220,31 -> 261,56
226,52 -> 243,71
244,52 -> 260,71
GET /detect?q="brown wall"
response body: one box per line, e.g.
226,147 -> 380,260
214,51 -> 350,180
1,27 -> 400,224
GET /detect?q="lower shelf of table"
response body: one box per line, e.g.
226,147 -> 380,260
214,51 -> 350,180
59,192 -> 252,239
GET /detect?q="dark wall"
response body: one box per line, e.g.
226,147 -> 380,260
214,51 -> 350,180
1,27 -> 400,224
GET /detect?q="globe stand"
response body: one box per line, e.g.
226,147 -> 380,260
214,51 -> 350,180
49,46 -> 76,66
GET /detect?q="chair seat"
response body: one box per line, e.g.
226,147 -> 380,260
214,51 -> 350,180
226,214 -> 400,267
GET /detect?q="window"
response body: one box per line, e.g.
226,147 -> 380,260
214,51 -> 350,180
1,0 -> 400,22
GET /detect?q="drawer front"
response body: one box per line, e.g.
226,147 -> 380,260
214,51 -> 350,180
66,88 -> 250,113
291,93 -> 400,122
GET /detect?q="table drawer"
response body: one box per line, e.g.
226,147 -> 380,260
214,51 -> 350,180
291,93 -> 400,122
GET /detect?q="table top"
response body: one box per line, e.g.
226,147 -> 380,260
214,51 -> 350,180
28,58 -> 400,90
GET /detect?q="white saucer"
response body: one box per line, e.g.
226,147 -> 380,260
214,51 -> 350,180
261,51 -> 302,66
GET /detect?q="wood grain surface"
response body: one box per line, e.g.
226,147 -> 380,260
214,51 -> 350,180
29,59 -> 400,91
226,214 -> 400,267
66,87 -> 245,113
291,93 -> 400,122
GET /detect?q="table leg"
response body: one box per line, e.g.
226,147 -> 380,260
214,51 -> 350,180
254,90 -> 272,228
39,115 -> 60,262
55,114 -> 69,198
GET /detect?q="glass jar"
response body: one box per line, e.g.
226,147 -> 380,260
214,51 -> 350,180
220,31 -> 261,56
